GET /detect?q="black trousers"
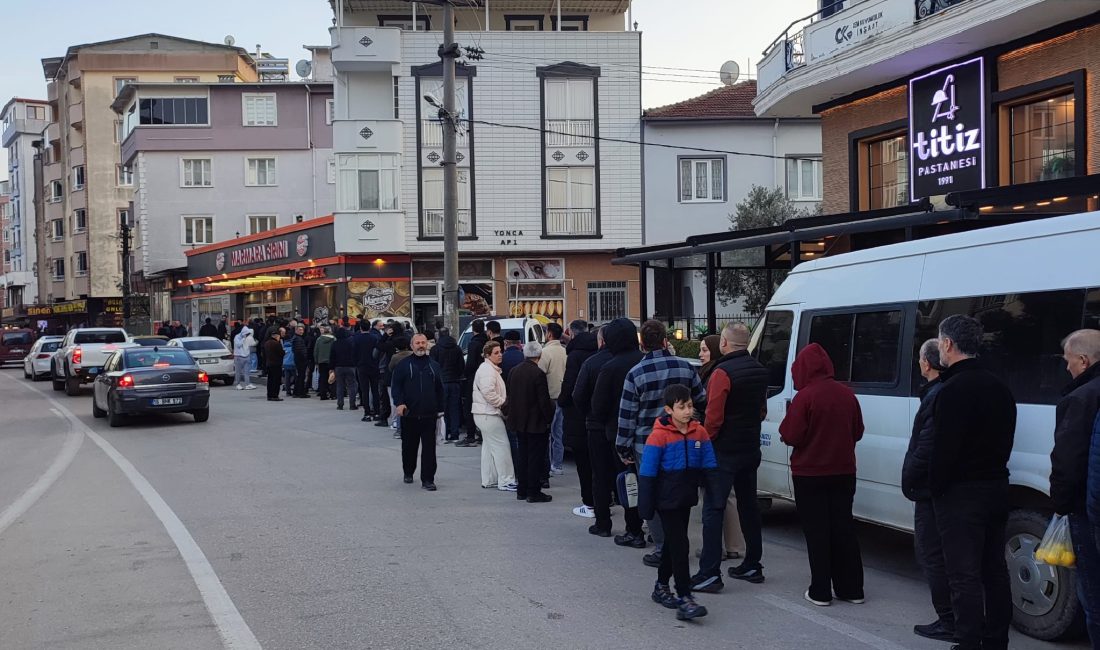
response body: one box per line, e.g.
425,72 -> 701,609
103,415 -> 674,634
356,367 -> 374,413
461,378 -> 476,439
699,450 -> 763,577
265,366 -> 281,399
564,414 -> 592,506
588,428 -> 642,534
792,474 -> 864,603
317,363 -> 331,399
516,431 -> 549,498
914,499 -> 955,627
401,415 -> 437,483
294,362 -> 307,396
379,385 -> 391,420
933,481 -> 1011,650
657,507 -> 693,597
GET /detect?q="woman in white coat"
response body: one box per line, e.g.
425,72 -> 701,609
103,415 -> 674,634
472,340 -> 517,491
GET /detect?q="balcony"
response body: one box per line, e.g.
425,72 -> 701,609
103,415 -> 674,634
754,0 -> 1100,116
333,119 -> 402,153
46,121 -> 60,144
421,209 -> 472,238
329,27 -> 401,73
69,102 -> 83,130
546,120 -> 594,147
545,209 -> 597,237
419,119 -> 469,149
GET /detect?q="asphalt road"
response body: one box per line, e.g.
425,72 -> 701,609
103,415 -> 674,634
0,367 -> 1088,649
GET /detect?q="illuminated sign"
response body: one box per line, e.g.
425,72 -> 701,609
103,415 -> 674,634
908,57 -> 985,202
299,267 -> 328,281
230,240 -> 290,268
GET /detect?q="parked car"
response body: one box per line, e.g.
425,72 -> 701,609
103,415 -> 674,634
0,328 -> 36,367
52,328 -> 136,396
131,335 -> 170,347
22,336 -> 64,381
166,337 -> 234,384
91,346 -> 211,426
457,315 -> 549,357
749,210 -> 1100,641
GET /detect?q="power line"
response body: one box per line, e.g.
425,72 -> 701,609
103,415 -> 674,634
478,50 -> 755,82
469,60 -> 734,87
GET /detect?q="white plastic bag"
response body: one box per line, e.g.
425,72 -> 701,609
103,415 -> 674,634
1034,514 -> 1075,568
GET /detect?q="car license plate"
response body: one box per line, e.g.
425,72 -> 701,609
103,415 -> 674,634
88,368 -> 99,375
199,358 -> 217,365
152,397 -> 184,406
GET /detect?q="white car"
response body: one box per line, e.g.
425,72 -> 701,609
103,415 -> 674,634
23,336 -> 64,381
166,337 -> 234,385
457,316 -> 548,355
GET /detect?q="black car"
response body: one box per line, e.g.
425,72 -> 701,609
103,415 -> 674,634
92,347 -> 211,427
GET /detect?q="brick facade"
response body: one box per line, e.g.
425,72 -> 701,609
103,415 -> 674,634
820,86 -> 906,213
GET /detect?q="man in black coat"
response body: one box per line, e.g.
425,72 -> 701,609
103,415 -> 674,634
391,334 -> 444,490
589,318 -> 644,543
217,317 -> 229,342
199,317 -> 218,338
291,325 -> 309,398
573,325 -> 615,535
1050,328 -> 1100,646
430,327 -> 466,443
457,320 -> 489,447
559,319 -> 599,518
903,338 -> 954,642
930,315 -> 1015,650
506,342 -> 556,503
354,322 -> 379,421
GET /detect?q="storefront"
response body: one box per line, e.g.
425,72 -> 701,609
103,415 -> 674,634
181,217 -> 411,330
22,298 -> 126,333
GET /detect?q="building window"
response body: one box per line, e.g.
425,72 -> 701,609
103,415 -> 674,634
245,157 -> 277,186
327,158 -> 336,184
27,105 -> 47,120
218,74 -> 236,83
72,165 -> 85,190
242,93 -> 277,126
421,168 -> 471,237
138,97 -> 209,126
393,77 -> 400,119
866,133 -> 908,209
181,158 -> 212,187
550,15 -> 589,31
74,251 -> 88,276
48,180 -> 63,202
114,77 -> 137,95
588,281 -> 627,323
182,216 -> 214,245
113,120 -> 124,143
52,258 -> 65,281
174,76 -> 199,83
118,208 -> 131,228
546,167 -> 596,236
73,209 -> 87,233
379,15 -> 430,30
786,157 -> 823,201
116,165 -> 133,186
337,153 -> 399,211
545,78 -> 594,146
247,215 -> 277,235
51,219 -> 64,241
1009,92 -> 1075,184
325,98 -> 335,125
679,158 -> 725,202
505,15 -> 544,31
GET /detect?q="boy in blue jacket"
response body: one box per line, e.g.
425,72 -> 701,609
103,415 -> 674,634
638,384 -> 718,621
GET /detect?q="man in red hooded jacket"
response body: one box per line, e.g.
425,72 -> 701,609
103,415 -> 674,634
780,342 -> 865,607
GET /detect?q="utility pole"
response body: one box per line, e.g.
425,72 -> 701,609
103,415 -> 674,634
440,0 -> 461,336
120,220 -> 132,328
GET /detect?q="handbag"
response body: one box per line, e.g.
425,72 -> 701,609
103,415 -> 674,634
616,469 -> 639,509
328,369 -> 336,385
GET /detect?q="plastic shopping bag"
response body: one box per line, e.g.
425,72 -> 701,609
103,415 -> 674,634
616,470 -> 638,509
1034,514 -> 1075,568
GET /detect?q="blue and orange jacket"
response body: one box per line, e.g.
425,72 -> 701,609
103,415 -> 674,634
637,414 -> 718,520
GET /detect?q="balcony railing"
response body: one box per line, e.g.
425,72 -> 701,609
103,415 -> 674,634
421,209 -> 471,237
420,120 -> 468,149
915,0 -> 968,19
546,208 -> 596,236
546,120 -> 594,147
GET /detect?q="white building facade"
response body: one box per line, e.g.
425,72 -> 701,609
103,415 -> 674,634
1,97 -> 50,309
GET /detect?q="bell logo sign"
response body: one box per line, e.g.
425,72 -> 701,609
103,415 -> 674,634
908,58 -> 985,202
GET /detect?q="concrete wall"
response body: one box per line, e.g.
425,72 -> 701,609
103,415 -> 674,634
1,102 -> 49,303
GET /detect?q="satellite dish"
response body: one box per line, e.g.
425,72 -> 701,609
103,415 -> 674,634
720,60 -> 740,86
224,35 -> 236,46
295,59 -> 313,79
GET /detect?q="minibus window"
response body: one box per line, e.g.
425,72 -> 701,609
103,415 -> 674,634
753,310 -> 794,391
808,314 -> 853,381
1086,288 -> 1100,330
851,311 -> 902,383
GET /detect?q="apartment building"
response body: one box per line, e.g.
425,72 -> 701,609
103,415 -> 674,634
327,0 -> 642,327
114,75 -> 334,328
0,180 -> 9,313
1,98 -> 50,313
36,34 -> 259,324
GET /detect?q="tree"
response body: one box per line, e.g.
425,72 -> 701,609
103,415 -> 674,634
711,185 -> 816,314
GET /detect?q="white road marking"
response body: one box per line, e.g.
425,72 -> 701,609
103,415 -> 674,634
0,374 -> 263,650
0,409 -> 83,537
756,593 -> 910,650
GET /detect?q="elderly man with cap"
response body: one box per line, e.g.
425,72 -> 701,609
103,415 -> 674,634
506,341 -> 556,503
501,330 -> 525,381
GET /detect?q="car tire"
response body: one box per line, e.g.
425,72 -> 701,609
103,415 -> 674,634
91,394 -> 106,419
1007,508 -> 1083,640
51,367 -> 64,391
23,367 -> 31,380
64,374 -> 81,397
106,398 -> 124,428
192,408 -> 210,423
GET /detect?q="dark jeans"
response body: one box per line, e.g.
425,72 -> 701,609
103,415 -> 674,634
282,368 -> 296,395
564,413 -> 592,507
914,499 -> 954,627
266,367 -> 282,399
401,415 -> 437,483
379,385 -> 391,420
657,507 -> 693,597
317,363 -> 331,399
507,429 -> 520,467
792,474 -> 864,603
462,377 -> 475,439
700,450 -> 763,577
442,382 -> 462,440
356,367 -> 375,413
294,362 -> 307,396
932,480 -> 1011,650
588,428 -> 641,534
517,431 -> 549,498
1068,514 -> 1100,647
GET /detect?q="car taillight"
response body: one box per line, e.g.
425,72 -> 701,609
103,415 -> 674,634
37,353 -> 51,359
197,371 -> 209,383
72,347 -> 82,364
220,354 -> 233,360
118,374 -> 134,388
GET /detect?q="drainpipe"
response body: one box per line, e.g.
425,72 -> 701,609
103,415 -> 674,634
773,118 -> 780,191
412,2 -> 417,31
557,0 -> 561,30
485,0 -> 489,31
306,84 -> 317,220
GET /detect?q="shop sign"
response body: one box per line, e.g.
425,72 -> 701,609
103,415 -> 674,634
27,300 -> 88,317
102,298 -> 125,314
299,267 -> 328,281
805,0 -> 910,63
908,57 -> 985,202
347,281 -> 412,319
494,230 -> 524,246
1,307 -> 13,319
507,259 -> 564,281
231,240 -> 291,268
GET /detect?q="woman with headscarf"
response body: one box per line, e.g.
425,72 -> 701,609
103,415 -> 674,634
697,335 -> 722,389
472,340 -> 517,492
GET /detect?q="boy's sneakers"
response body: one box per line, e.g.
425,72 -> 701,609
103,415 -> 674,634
803,590 -> 831,607
675,595 -> 708,621
613,532 -> 646,549
728,564 -> 765,583
690,573 -> 724,594
650,582 -> 678,609
642,551 -> 662,568
572,505 -> 595,518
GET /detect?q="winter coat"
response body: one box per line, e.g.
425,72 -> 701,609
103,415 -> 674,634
501,346 -> 525,381
1087,412 -> 1100,524
930,357 -> 1015,495
263,337 -> 284,369
429,333 -> 465,383
464,332 -> 489,380
353,331 -> 376,369
390,354 -> 444,417
385,346 -> 412,387
538,339 -> 568,400
902,378 -> 943,502
506,359 -> 555,434
232,327 -> 255,358
1050,363 -> 1100,515
616,349 -> 706,455
289,333 -> 306,365
157,326 -> 171,338
779,343 -> 864,477
703,350 -> 769,456
314,334 -> 336,365
304,331 -> 317,363
472,361 -> 507,416
573,347 -> 613,431
330,329 -> 357,368
199,323 -> 218,338
281,340 -> 295,370
591,318 -> 643,442
559,331 -> 598,409
637,415 -> 718,520
217,321 -> 228,341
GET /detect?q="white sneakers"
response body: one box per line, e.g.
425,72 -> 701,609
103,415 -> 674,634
498,482 -> 518,492
245,384 -> 256,390
804,590 -> 831,607
572,505 -> 596,518
550,466 -> 565,476
237,384 -> 245,390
